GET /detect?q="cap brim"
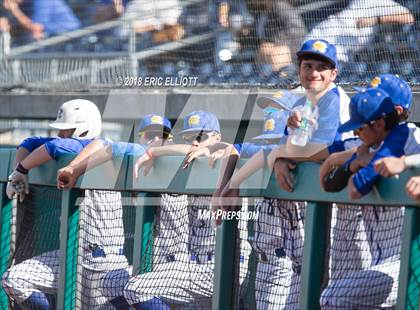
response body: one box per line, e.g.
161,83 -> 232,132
252,133 -> 284,140
296,51 -> 336,68
177,128 -> 215,135
353,86 -> 366,92
49,122 -> 76,130
139,124 -> 171,133
337,120 -> 364,133
256,96 -> 295,111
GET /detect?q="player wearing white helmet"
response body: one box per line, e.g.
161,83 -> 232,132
56,114 -> 178,310
1,99 -> 113,309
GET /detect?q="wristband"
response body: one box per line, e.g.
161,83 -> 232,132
404,154 -> 420,168
16,163 -> 29,175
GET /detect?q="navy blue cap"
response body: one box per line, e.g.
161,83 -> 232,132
296,39 -> 338,68
253,111 -> 287,140
354,74 -> 412,110
178,111 -> 221,135
138,114 -> 172,133
338,88 -> 395,133
256,90 -> 301,111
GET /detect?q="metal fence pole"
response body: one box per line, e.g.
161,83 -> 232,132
132,192 -> 157,275
397,206 -> 420,309
57,189 -> 80,310
212,218 -> 238,310
299,202 -> 330,310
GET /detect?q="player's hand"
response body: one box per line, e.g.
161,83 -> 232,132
273,158 -> 296,192
319,157 -> 334,190
8,170 -> 29,202
406,176 -> 420,202
208,149 -> 225,168
6,181 -> 17,200
184,147 -> 211,167
57,166 -> 78,190
134,153 -> 154,179
287,110 -> 301,130
374,156 -> 406,177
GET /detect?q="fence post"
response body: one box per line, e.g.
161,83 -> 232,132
212,218 -> 238,310
132,192 -> 157,275
0,184 -> 12,309
396,206 -> 420,310
57,188 -> 81,310
299,202 -> 330,310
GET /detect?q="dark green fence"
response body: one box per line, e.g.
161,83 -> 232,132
0,149 -> 419,309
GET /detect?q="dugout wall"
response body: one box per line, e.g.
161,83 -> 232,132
0,150 -> 419,309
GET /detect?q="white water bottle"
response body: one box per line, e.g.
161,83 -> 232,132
290,100 -> 318,146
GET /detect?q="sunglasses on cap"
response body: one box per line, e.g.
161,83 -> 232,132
182,132 -> 215,144
139,130 -> 171,141
353,119 -> 380,135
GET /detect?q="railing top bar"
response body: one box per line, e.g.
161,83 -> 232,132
0,150 -> 418,207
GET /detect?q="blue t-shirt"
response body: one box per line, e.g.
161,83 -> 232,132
44,138 -> 94,159
234,142 -> 278,159
20,137 -> 56,153
285,87 -> 341,145
349,123 -> 414,195
31,0 -> 81,36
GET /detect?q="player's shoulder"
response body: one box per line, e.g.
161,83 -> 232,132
112,142 -> 146,156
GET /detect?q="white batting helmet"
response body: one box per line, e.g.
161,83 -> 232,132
49,99 -> 102,139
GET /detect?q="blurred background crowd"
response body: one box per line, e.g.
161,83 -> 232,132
0,0 -> 418,88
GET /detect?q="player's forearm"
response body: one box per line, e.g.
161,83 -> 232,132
230,151 -> 265,188
19,146 -> 53,170
68,140 -> 105,168
149,144 -> 192,157
348,177 -> 362,200
72,146 -> 112,177
309,148 -> 330,162
215,146 -> 239,190
380,12 -> 414,25
13,147 -> 31,167
207,142 -> 231,153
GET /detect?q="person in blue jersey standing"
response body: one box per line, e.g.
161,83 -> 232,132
218,39 -> 349,309
320,83 -> 420,309
56,113 -> 174,310
2,99 -> 111,309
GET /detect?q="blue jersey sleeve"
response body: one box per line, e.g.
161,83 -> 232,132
311,91 -> 340,144
233,143 -> 242,154
111,142 -> 146,156
19,137 -> 55,152
239,143 -> 264,158
44,138 -> 94,160
352,124 -> 409,195
328,137 -> 362,154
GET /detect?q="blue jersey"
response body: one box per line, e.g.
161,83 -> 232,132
287,86 -> 341,145
44,138 -> 94,159
20,136 -> 93,159
327,137 -> 362,154
20,137 -> 56,153
109,142 -> 146,156
234,142 -> 278,159
350,123 -> 420,195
